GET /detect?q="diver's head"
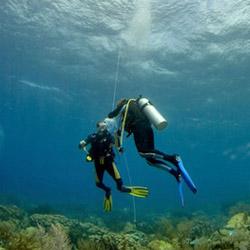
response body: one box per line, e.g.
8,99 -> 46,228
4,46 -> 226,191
96,121 -> 107,132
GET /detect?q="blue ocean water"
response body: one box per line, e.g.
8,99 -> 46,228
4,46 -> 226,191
0,0 -> 249,218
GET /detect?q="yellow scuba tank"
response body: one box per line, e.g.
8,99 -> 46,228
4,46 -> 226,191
137,97 -> 167,130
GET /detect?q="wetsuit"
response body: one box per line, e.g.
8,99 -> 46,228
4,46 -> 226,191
108,99 -> 180,180
84,129 -> 130,196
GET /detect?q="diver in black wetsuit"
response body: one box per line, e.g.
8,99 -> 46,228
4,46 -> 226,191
79,121 -> 149,212
108,98 -> 182,182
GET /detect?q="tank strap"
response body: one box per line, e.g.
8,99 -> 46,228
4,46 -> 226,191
139,101 -> 149,112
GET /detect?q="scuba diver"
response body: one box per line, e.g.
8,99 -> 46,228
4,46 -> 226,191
78,120 -> 149,212
108,96 -> 197,205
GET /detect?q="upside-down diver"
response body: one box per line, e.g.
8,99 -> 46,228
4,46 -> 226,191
107,96 -> 197,206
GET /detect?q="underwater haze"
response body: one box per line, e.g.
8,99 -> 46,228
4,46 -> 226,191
0,0 -> 250,216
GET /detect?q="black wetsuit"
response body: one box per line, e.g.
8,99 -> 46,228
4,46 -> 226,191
108,99 -> 180,179
84,129 -> 130,196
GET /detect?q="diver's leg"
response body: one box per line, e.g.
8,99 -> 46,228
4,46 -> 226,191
140,149 -> 180,169
133,126 -> 177,168
132,125 -> 180,181
155,150 -> 179,166
133,125 -> 179,166
95,159 -> 113,212
132,123 -> 179,167
106,160 -> 131,193
144,157 -> 181,182
94,160 -> 111,196
107,161 -> 149,197
133,126 -> 155,153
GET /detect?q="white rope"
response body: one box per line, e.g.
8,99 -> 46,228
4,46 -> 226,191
123,154 -> 137,224
111,47 -> 137,224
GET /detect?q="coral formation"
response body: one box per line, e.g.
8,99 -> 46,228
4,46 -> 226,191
30,214 -> 74,229
0,220 -> 16,246
28,204 -> 59,215
226,212 -> 249,229
153,216 -> 175,239
0,205 -> 25,221
77,238 -> 105,250
228,201 -> 250,216
148,239 -> 174,250
1,203 -> 250,250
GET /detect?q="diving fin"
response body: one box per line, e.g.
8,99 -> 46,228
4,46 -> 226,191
175,156 -> 197,194
127,186 -> 149,198
178,180 -> 185,207
103,194 -> 112,212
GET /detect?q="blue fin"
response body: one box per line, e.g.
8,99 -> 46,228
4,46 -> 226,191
177,157 -> 197,194
178,180 -> 185,207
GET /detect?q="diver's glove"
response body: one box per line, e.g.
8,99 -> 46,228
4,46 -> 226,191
78,140 -> 86,150
103,192 -> 112,212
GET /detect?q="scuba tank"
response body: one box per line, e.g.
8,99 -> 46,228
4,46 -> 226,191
137,97 -> 168,130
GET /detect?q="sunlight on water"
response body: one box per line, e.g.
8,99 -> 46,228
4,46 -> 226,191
122,0 -> 152,49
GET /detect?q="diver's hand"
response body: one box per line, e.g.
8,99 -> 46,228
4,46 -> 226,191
78,140 -> 86,150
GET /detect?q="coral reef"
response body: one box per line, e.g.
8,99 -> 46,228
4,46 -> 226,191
190,212 -> 250,250
83,222 -> 148,250
77,238 -> 106,250
153,216 -> 175,239
0,205 -> 25,221
0,220 -> 17,246
0,205 -> 149,250
1,203 -> 250,250
28,204 -> 59,215
226,212 -> 249,229
228,201 -> 250,216
148,239 -> 174,250
30,214 -> 74,229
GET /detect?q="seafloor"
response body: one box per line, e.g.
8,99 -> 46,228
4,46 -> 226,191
0,200 -> 250,250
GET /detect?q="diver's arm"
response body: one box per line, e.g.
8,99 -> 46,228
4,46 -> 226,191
78,140 -> 87,150
78,134 -> 92,150
108,105 -> 124,118
114,130 -> 124,153
108,99 -> 128,118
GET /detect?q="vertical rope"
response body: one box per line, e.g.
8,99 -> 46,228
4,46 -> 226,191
111,47 -> 137,224
123,154 -> 137,224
